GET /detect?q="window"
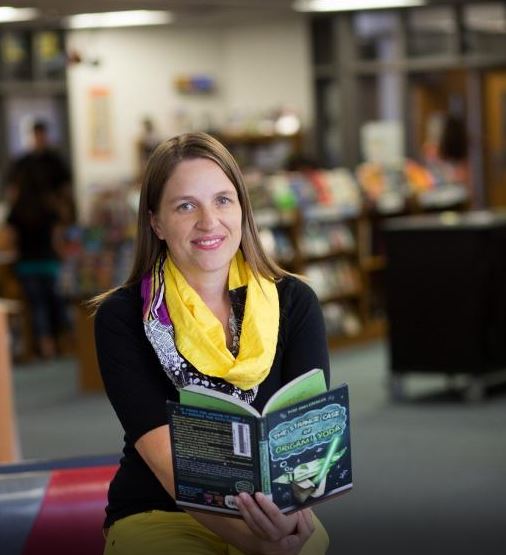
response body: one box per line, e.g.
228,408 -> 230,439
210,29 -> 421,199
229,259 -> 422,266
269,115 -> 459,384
463,3 -> 506,55
353,12 -> 400,62
406,6 -> 456,57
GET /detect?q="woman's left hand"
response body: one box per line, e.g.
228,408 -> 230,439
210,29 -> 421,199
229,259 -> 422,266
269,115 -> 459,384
235,491 -> 315,553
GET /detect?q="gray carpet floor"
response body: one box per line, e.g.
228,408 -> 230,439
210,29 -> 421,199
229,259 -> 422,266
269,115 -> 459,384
11,341 -> 506,555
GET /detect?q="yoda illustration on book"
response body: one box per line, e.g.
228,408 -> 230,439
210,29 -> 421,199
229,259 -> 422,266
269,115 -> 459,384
273,436 -> 347,503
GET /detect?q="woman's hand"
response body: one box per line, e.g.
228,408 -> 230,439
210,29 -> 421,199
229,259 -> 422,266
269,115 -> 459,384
235,492 -> 315,555
135,428 -> 313,555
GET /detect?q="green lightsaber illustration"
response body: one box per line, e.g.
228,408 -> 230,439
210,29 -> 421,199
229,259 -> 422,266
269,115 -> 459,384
273,435 -> 347,503
314,434 -> 341,486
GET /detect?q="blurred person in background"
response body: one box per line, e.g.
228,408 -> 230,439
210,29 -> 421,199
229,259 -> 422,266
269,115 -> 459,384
423,113 -> 473,206
438,114 -> 471,196
136,116 -> 161,181
3,179 -> 69,358
1,119 -> 73,358
4,119 -> 75,224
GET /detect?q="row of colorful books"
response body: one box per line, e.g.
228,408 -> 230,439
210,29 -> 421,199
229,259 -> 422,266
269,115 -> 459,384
305,261 -> 361,302
246,161 -> 468,219
257,222 -> 356,265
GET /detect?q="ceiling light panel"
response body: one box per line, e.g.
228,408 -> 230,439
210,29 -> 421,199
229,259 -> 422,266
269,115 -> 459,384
0,7 -> 39,22
293,0 -> 425,12
65,10 -> 173,29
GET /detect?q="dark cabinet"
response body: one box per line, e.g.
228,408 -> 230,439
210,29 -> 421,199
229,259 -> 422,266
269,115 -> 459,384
384,211 -> 506,399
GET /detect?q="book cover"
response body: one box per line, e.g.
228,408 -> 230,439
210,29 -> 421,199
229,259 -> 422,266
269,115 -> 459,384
265,385 -> 351,512
167,369 -> 352,516
168,404 -> 261,514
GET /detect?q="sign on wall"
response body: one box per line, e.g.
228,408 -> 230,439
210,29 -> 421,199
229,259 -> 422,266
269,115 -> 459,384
89,87 -> 113,159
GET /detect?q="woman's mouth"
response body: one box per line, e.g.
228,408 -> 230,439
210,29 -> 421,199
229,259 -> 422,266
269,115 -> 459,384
191,237 -> 224,250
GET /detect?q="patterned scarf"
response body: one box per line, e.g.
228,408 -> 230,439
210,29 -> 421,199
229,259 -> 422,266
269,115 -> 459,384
142,250 -> 279,391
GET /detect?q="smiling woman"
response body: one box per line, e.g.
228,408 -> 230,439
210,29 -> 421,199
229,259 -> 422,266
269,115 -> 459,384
90,132 -> 331,555
150,158 -> 243,289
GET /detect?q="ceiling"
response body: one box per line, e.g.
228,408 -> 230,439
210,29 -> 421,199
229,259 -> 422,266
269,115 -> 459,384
5,0 -> 470,26
7,1 -> 302,25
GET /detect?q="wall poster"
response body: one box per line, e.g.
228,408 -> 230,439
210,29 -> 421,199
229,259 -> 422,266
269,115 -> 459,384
89,87 -> 113,159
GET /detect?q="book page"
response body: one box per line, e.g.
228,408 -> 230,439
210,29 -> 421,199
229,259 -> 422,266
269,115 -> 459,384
180,386 -> 261,417
262,368 -> 327,415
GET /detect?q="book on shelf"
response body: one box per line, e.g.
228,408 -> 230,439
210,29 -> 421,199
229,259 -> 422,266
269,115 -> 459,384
167,368 -> 352,516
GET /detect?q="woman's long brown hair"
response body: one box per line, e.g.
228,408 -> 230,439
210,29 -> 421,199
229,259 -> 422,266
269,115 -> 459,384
88,132 -> 290,312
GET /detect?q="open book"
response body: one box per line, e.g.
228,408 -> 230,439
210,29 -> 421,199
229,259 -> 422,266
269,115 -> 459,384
167,368 -> 352,515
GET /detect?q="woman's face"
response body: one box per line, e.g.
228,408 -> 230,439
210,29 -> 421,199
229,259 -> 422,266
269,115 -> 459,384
151,157 -> 242,286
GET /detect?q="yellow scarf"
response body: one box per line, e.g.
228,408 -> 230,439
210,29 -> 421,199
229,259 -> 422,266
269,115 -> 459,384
163,251 -> 279,390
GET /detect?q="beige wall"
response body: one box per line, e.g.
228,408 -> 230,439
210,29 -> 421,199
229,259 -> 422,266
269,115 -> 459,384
66,17 -> 313,220
221,18 -> 314,128
67,26 -> 225,218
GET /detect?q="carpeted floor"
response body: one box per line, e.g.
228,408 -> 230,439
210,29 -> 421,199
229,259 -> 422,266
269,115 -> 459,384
10,341 -> 506,555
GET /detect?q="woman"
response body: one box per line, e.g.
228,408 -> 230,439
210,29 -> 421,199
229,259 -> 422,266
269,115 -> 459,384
94,132 -> 330,554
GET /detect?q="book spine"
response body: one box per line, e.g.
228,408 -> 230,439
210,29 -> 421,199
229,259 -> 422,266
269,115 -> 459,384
258,418 -> 271,496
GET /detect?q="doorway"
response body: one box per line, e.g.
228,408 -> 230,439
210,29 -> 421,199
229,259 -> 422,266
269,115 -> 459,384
408,69 -> 468,161
483,70 -> 506,208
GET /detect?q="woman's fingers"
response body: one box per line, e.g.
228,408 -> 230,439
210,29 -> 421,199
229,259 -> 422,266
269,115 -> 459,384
235,493 -> 267,538
277,513 -> 313,555
253,492 -> 299,535
235,492 -> 298,542
235,497 -> 317,555
297,509 -> 315,541
253,492 -> 284,520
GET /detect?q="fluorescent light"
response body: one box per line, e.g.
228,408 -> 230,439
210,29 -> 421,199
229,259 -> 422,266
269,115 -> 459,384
66,10 -> 173,29
293,0 -> 425,12
0,7 -> 38,22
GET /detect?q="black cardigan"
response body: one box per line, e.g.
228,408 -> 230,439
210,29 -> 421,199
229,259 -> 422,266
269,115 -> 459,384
95,276 -> 330,527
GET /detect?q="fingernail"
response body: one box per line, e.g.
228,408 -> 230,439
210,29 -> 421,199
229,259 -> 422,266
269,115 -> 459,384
238,492 -> 249,503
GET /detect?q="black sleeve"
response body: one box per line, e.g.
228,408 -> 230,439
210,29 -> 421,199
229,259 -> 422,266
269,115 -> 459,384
4,158 -> 20,186
51,150 -> 72,186
61,157 -> 71,183
279,277 -> 331,389
6,208 -> 16,227
94,287 -> 177,445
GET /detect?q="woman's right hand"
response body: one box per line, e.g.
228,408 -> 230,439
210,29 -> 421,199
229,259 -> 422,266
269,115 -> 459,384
235,492 -> 315,555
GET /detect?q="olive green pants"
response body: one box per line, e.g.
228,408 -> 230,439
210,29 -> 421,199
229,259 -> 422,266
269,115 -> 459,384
104,510 -> 329,555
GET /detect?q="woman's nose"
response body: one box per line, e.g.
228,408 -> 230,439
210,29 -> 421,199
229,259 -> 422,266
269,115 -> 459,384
196,206 -> 218,229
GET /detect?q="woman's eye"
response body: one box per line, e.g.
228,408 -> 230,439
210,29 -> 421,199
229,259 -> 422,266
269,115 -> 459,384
217,196 -> 232,205
177,202 -> 194,212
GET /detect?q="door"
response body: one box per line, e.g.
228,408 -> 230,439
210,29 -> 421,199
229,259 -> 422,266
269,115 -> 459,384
483,71 -> 506,208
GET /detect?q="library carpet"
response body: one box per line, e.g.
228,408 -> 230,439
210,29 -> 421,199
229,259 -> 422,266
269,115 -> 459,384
2,342 -> 506,555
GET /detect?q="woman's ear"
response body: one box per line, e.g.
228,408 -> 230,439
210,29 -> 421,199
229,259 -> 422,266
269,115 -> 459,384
149,210 -> 164,240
